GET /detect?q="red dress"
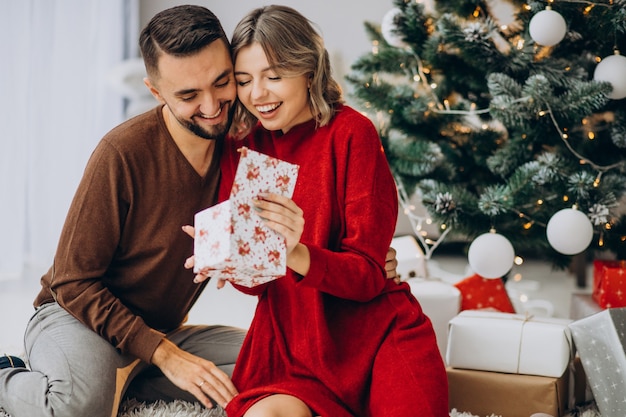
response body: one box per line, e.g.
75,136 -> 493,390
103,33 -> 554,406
221,105 -> 448,417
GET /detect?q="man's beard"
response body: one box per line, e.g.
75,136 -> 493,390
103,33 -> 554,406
173,102 -> 234,141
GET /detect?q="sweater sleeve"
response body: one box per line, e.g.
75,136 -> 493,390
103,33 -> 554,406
297,112 -> 399,302
48,140 -> 164,363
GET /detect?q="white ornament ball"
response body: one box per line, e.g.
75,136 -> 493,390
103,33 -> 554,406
546,208 -> 593,255
529,9 -> 567,47
594,54 -> 626,100
381,8 -> 408,49
468,232 -> 515,279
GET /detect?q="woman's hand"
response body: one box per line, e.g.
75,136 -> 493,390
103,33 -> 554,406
252,192 -> 304,254
252,193 -> 310,276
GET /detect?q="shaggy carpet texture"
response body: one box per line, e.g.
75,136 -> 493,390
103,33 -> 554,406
0,401 -> 603,417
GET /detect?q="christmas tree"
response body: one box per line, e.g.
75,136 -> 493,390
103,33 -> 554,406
347,0 -> 626,272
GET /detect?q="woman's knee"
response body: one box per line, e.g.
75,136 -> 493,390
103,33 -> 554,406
243,394 -> 312,417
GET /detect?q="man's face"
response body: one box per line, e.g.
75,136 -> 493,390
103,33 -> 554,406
146,40 -> 236,140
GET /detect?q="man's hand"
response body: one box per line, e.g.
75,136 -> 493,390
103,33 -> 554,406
182,225 -> 228,287
151,339 -> 238,409
385,246 -> 400,284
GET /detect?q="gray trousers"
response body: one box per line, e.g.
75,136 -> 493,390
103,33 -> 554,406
0,302 -> 246,417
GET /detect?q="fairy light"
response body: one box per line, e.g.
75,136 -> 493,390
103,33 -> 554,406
588,132 -> 596,140
514,256 -> 524,266
537,199 -> 544,205
593,172 -> 602,187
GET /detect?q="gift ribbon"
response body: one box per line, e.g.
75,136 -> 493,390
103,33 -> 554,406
514,312 -> 534,374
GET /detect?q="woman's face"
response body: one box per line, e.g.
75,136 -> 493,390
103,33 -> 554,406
234,42 -> 313,134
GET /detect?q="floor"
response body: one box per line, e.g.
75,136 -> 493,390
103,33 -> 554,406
0,252 -> 593,357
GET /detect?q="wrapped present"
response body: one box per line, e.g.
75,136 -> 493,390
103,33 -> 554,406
446,310 -> 573,378
447,367 -> 569,417
407,278 -> 461,361
454,273 -> 516,313
592,259 -> 626,308
194,147 -> 299,287
569,308 -> 626,417
569,293 -> 602,320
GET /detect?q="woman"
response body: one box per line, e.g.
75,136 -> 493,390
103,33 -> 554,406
197,5 -> 448,417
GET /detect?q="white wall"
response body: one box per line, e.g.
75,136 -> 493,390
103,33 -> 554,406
139,0 -> 394,97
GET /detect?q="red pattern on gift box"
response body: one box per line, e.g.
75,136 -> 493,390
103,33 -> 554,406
253,226 -> 268,244
454,273 -> 516,313
246,162 -> 260,180
592,259 -> 626,308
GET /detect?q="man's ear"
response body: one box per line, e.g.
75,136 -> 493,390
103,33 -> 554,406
144,77 -> 166,104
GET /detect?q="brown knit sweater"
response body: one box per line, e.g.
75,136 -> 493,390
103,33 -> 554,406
34,106 -> 221,363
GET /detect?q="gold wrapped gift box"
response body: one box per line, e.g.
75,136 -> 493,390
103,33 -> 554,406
447,366 -> 579,417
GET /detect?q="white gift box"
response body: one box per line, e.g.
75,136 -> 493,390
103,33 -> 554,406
194,147 -> 299,287
407,278 -> 461,362
446,310 -> 574,377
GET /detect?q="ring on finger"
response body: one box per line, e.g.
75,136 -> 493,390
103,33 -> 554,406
199,380 -> 205,388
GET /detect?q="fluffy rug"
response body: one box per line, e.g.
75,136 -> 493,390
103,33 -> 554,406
0,402 -> 603,417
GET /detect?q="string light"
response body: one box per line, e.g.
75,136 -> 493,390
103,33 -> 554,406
593,172 -> 602,187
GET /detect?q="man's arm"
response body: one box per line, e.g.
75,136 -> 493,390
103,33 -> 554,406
385,246 -> 399,284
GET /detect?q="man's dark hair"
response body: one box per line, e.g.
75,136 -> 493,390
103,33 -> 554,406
139,5 -> 229,79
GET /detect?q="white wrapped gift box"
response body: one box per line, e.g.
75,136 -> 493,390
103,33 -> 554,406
194,147 -> 299,287
446,310 -> 573,377
408,278 -> 461,361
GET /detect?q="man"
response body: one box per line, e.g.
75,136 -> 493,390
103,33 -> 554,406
0,5 -> 398,417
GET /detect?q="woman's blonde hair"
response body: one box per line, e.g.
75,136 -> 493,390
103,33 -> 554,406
229,5 -> 343,137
